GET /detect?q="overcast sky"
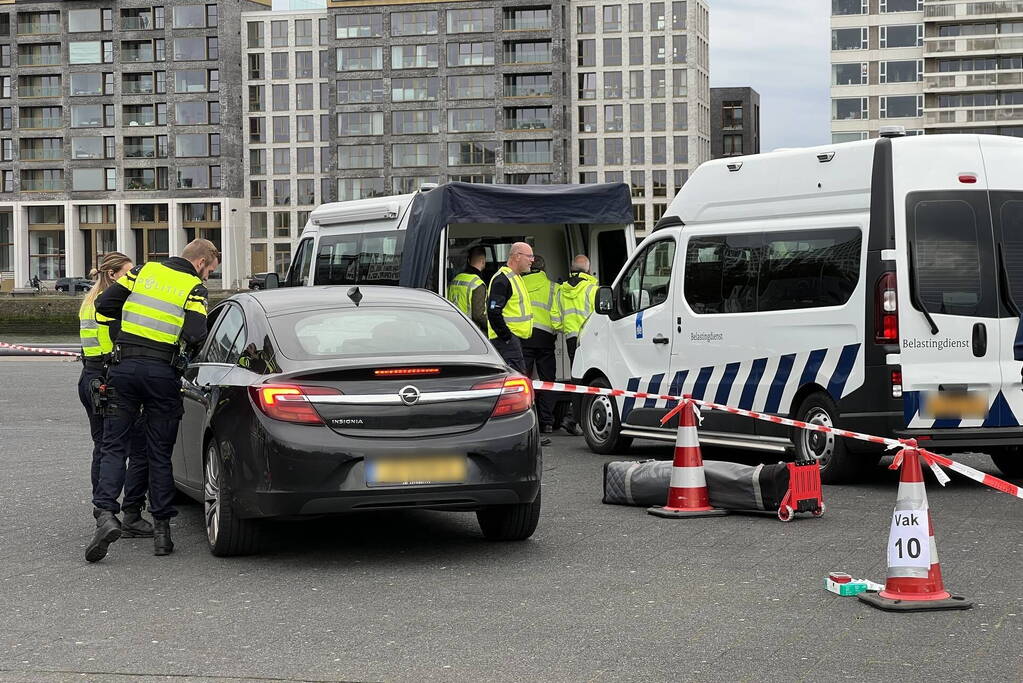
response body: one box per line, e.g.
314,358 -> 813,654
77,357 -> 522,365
709,1 -> 830,151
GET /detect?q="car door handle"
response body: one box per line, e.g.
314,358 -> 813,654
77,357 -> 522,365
972,322 -> 987,358
652,335 -> 670,345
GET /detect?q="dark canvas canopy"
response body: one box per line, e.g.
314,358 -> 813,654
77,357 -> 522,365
398,182 -> 634,287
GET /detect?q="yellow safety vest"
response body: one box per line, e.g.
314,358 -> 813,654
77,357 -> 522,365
120,262 -> 205,346
487,266 -> 533,340
447,271 -> 485,318
521,271 -> 562,336
559,272 -> 598,339
79,300 -> 113,357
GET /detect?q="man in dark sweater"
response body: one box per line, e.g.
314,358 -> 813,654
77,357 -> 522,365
486,242 -> 534,373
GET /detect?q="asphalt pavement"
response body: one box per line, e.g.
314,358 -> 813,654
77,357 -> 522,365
1,359 -> 1022,683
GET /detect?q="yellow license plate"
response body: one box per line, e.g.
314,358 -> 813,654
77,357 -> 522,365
924,392 -> 989,420
367,456 -> 467,486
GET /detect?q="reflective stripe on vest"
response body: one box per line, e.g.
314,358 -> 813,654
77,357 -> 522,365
560,274 -> 598,339
488,266 -> 533,340
522,271 -> 561,336
121,262 -> 203,346
79,300 -> 112,356
447,272 -> 485,317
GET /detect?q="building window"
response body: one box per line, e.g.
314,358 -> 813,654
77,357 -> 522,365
393,109 -> 440,135
880,94 -> 922,118
249,117 -> 266,143
506,106 -> 551,131
833,62 -> 868,86
274,180 -> 291,206
393,77 -> 439,102
273,148 -> 290,174
250,149 -> 266,175
393,44 -> 439,69
392,11 -> 438,36
447,108 -> 493,133
296,51 -> 313,79
392,143 -> 440,168
337,47 -> 383,71
832,27 -> 868,51
631,104 -> 645,131
247,22 -> 264,49
605,138 -> 624,165
579,139 -> 597,166
604,38 -> 623,67
273,211 -> 291,238
337,111 -> 383,136
297,179 -> 315,206
448,9 -> 493,34
338,79 -> 385,104
832,97 -> 868,120
447,42 -> 494,67
630,138 -> 644,164
505,139 -> 551,164
338,177 -> 386,201
447,141 -> 496,166
250,212 -> 267,238
577,6 -> 596,34
505,173 -> 552,185
296,147 -> 315,174
832,0 -> 868,15
880,60 -> 922,83
297,116 -> 315,142
604,105 -> 624,132
335,13 -> 382,39
273,116 -> 290,143
578,106 -> 596,133
880,24 -> 923,49
295,19 -> 313,46
722,134 -> 743,156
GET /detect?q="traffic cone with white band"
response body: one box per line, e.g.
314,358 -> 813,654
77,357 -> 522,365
648,397 -> 727,519
859,446 -> 972,612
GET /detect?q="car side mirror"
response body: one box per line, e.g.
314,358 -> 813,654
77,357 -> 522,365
595,286 -> 614,316
264,272 -> 280,289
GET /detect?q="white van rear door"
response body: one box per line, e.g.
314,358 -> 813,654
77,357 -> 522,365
899,190 -> 1001,430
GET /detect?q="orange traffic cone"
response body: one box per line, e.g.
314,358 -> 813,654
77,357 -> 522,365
859,447 -> 972,612
648,398 -> 727,518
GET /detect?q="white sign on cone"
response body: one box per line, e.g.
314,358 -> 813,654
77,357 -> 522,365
886,508 -> 931,569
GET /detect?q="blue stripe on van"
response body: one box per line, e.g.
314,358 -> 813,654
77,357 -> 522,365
739,358 -> 768,410
932,417 -> 962,429
983,392 -> 1018,428
765,354 -> 797,414
903,391 -> 920,427
799,348 -> 828,388
622,376 -> 641,422
666,370 -> 689,410
644,373 -> 665,409
691,366 -> 714,400
826,344 -> 861,399
715,362 -> 741,405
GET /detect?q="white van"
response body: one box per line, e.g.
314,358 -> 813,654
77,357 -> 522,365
279,182 -> 638,379
573,133 -> 1023,483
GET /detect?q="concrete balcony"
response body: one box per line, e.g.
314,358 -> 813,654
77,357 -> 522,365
924,1 -> 1023,22
924,69 -> 1023,91
925,35 -> 1023,56
924,104 -> 1023,126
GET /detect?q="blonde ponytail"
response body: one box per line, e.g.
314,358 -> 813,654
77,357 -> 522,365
83,252 -> 132,309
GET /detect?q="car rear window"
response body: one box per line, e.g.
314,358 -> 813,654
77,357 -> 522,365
270,306 -> 489,360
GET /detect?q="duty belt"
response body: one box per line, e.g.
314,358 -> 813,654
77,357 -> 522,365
82,357 -> 107,370
118,344 -> 176,363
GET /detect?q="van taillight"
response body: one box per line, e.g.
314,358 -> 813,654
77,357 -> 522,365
472,374 -> 534,418
891,369 -> 903,399
874,272 -> 899,344
249,384 -> 339,424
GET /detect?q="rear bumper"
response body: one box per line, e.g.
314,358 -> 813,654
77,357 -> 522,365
893,426 -> 1023,449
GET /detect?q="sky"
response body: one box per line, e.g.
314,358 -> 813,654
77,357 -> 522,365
709,1 -> 831,150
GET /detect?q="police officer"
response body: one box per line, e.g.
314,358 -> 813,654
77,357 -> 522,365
486,242 -> 534,373
521,254 -> 562,434
86,239 -> 217,562
77,252 -> 152,539
558,255 -> 599,436
447,246 -> 488,333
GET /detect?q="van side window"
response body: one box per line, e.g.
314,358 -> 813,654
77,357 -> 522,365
314,231 -> 405,286
999,199 -> 1023,308
911,200 -> 982,316
616,239 -> 676,316
684,228 -> 861,314
286,238 -> 314,287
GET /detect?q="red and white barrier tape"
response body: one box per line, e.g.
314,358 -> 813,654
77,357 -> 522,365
532,379 -> 1023,500
0,341 -> 81,358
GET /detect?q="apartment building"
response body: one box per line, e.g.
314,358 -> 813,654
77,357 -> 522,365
0,0 -> 268,291
710,86 -> 760,158
831,0 -> 1023,142
570,0 -> 711,231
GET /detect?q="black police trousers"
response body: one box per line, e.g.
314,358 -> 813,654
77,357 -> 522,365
93,357 -> 183,520
522,343 -> 556,428
77,366 -> 149,508
491,335 -> 527,374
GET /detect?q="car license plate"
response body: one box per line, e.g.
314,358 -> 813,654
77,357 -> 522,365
366,456 -> 467,486
923,391 -> 989,420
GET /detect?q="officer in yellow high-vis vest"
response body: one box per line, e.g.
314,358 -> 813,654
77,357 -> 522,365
77,251 -> 153,540
447,245 -> 488,333
557,255 -> 599,435
87,239 -> 218,563
521,255 -> 562,433
486,241 -> 534,374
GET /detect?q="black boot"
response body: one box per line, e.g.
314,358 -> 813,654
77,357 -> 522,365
121,504 -> 154,538
153,519 -> 174,556
85,509 -> 122,563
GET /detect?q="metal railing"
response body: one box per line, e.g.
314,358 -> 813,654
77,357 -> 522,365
20,118 -> 62,129
18,86 -> 61,98
17,54 -> 60,67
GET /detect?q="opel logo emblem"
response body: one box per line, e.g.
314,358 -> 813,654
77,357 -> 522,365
399,385 -> 421,406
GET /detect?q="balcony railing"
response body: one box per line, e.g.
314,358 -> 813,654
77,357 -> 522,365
506,119 -> 551,131
925,70 -> 1023,90
122,17 -> 153,31
19,86 -> 61,98
924,104 -> 1023,125
925,1 -> 1023,19
18,54 -> 61,67
17,22 -> 60,35
122,50 -> 154,63
505,18 -> 551,31
19,148 -> 62,161
505,152 -> 551,164
125,114 -> 156,127
21,117 -> 62,129
506,85 -> 551,97
123,82 -> 154,95
926,36 -> 1023,53
125,178 -> 157,191
124,145 -> 156,158
21,179 -> 63,191
504,51 -> 552,65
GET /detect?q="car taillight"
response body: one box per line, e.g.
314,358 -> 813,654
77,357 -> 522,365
874,272 -> 899,344
472,374 -> 534,418
249,384 -> 339,424
374,367 -> 441,377
891,369 -> 903,399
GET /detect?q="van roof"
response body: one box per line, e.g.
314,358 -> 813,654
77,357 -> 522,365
307,193 -> 415,229
243,285 -> 449,316
663,133 -> 1023,227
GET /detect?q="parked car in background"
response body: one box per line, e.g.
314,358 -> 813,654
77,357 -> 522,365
248,272 -> 279,290
54,277 -> 93,293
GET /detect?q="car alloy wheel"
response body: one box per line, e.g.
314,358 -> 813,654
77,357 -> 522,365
204,442 -> 221,546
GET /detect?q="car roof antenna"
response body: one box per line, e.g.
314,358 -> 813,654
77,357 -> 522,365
347,286 -> 363,307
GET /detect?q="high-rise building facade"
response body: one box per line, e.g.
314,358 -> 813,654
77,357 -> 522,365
0,0 -> 269,290
831,0 -> 1023,142
710,86 -> 760,158
570,0 -> 711,231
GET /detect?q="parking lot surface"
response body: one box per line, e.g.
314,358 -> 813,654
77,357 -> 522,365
2,359 -> 1022,683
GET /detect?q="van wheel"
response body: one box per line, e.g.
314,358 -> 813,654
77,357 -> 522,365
793,392 -> 857,484
583,376 -> 633,455
988,446 -> 1023,478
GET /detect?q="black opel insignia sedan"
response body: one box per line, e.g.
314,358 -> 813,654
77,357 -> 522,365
171,286 -> 541,556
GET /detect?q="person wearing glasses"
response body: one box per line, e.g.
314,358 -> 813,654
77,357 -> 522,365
486,242 -> 535,374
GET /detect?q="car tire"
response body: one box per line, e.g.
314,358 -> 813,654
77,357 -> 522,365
793,392 -> 864,484
56,286 -> 67,293
988,446 -> 1023,479
204,438 -> 261,557
476,489 -> 541,541
582,375 -> 633,455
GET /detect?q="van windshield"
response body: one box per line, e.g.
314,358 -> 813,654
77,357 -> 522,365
314,230 -> 404,286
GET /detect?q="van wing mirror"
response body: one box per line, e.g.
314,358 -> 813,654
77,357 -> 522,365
264,272 -> 280,289
595,286 -> 614,316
